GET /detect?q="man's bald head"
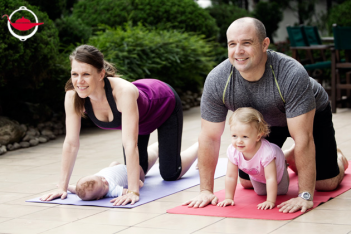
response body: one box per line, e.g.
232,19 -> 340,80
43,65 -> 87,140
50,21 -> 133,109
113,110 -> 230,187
228,17 -> 267,42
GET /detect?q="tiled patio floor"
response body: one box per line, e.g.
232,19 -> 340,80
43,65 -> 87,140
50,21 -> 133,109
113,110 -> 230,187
1,106 -> 351,234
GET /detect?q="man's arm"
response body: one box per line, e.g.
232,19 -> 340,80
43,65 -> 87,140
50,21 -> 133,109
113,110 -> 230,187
183,118 -> 225,208
278,108 -> 316,213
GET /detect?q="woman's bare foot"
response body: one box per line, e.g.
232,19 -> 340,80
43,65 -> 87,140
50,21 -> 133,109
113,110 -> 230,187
337,149 -> 349,171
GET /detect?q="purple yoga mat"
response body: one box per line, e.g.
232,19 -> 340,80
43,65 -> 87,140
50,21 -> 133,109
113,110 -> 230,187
26,158 -> 227,208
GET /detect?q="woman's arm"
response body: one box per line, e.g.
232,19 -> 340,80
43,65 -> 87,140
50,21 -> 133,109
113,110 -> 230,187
41,91 -> 81,201
110,80 -> 140,205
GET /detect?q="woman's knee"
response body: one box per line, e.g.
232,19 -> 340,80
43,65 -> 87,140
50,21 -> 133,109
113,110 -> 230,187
160,167 -> 182,181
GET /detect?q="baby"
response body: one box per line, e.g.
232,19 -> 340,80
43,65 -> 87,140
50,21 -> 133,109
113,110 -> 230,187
68,162 -> 144,201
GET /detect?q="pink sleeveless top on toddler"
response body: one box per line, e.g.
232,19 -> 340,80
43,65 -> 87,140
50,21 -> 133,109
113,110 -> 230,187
227,138 -> 286,183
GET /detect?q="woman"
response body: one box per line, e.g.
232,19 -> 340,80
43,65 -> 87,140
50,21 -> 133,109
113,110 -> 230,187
40,45 -> 198,205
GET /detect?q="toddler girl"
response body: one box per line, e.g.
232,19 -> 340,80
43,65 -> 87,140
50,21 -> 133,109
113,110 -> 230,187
217,107 -> 289,210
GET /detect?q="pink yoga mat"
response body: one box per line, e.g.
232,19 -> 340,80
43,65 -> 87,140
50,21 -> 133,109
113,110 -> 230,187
167,164 -> 351,220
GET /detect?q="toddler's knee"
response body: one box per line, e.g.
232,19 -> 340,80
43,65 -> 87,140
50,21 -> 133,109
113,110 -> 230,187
254,190 -> 267,196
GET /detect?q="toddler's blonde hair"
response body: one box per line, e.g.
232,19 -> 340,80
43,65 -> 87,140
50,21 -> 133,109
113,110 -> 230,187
229,107 -> 270,137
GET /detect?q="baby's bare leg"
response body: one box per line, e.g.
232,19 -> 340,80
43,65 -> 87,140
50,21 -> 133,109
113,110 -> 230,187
109,161 -> 120,167
146,142 -> 159,173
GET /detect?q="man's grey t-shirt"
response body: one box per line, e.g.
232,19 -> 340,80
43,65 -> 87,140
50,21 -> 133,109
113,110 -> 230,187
201,50 -> 329,127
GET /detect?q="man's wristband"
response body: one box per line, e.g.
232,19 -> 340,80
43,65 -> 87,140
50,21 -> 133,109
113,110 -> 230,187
127,190 -> 140,196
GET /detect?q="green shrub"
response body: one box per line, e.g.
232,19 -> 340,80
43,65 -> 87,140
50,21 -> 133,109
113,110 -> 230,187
88,24 -> 216,92
328,0 -> 351,31
0,0 -> 65,123
72,0 -> 219,39
206,4 -> 251,45
55,15 -> 92,46
253,2 -> 283,44
25,0 -> 70,20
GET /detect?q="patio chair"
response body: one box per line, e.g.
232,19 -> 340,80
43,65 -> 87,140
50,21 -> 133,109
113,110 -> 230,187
331,24 -> 351,113
286,25 -> 331,86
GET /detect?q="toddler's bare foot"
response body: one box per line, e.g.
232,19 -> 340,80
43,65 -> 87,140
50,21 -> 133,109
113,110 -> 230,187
337,149 -> 349,171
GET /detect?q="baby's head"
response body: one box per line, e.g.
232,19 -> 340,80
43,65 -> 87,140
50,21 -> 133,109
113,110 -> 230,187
76,175 -> 109,201
229,107 -> 270,140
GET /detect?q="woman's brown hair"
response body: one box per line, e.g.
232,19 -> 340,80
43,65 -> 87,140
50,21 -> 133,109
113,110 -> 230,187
65,45 -> 117,117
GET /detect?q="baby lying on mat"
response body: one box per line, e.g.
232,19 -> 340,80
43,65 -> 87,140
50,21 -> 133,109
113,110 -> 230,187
67,161 -> 144,201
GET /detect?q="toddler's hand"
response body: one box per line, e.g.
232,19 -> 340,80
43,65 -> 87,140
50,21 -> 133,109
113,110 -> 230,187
257,201 -> 275,210
217,198 -> 234,207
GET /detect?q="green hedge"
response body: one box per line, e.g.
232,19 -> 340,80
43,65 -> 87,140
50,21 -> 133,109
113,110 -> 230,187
253,2 -> 283,44
88,24 -> 216,92
72,0 -> 219,39
328,0 -> 351,31
55,15 -> 92,46
0,0 -> 66,123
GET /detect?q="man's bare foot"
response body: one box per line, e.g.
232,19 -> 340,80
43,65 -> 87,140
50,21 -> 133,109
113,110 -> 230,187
284,145 -> 298,175
337,149 -> 349,171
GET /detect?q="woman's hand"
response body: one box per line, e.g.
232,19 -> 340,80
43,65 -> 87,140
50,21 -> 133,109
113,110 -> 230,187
110,192 -> 139,206
40,189 -> 67,201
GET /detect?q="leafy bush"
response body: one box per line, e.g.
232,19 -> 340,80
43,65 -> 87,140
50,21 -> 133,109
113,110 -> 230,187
253,1 -> 283,44
0,0 -> 66,123
88,24 -> 216,92
328,0 -> 351,31
55,15 -> 92,46
25,0 -> 76,20
72,0 -> 219,39
206,4 -> 251,45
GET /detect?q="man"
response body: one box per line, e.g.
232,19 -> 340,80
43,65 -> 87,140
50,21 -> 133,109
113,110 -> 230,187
184,17 -> 348,213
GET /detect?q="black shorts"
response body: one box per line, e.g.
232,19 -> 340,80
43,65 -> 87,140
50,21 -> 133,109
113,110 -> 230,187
239,103 -> 339,181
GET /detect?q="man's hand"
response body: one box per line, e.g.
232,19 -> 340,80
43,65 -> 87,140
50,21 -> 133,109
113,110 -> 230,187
182,190 -> 218,208
277,197 -> 313,213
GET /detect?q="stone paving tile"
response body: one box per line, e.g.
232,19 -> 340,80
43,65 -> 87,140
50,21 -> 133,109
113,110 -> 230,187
0,106 -> 350,233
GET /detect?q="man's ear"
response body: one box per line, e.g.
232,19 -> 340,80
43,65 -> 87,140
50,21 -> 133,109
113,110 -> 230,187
262,37 -> 270,52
